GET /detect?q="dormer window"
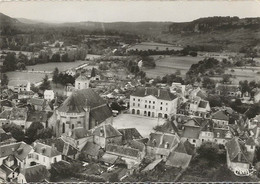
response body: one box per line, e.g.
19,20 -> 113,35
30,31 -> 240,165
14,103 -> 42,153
217,132 -> 220,138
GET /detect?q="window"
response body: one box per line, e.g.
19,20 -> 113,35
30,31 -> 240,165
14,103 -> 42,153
160,107 -> 162,110
145,105 -> 147,108
145,100 -> 147,103
149,101 -> 151,104
43,157 -> 45,162
138,104 -> 140,107
133,98 -> 135,101
36,154 -> 39,160
148,105 -> 150,109
166,108 -> 168,111
153,106 -> 155,109
193,139 -> 196,143
133,103 -> 135,106
153,101 -> 155,104
138,99 -> 140,102
166,103 -> 168,105
28,154 -> 33,159
161,102 -> 163,105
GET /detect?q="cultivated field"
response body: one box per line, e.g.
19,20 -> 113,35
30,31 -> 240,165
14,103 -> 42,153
127,42 -> 183,52
144,55 -> 204,78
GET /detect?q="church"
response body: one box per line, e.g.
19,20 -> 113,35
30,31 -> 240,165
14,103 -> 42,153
48,89 -> 113,136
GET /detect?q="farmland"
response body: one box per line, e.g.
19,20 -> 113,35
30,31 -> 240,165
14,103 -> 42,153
143,55 -> 204,78
127,42 -> 183,52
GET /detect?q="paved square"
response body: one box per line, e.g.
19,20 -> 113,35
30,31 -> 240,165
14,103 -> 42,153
112,113 -> 166,138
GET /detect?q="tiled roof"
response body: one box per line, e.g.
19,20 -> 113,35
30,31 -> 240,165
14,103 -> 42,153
165,152 -> 192,169
0,164 -> 13,176
14,142 -> 33,161
71,127 -> 92,140
21,165 -> 50,183
0,99 -> 14,107
245,137 -> 256,146
182,126 -> 201,139
28,98 -> 46,106
126,140 -> 145,152
106,144 -> 139,158
81,142 -> 101,157
90,104 -> 113,123
225,137 -> 250,163
118,128 -> 143,141
157,120 -> 179,135
92,124 -> 122,138
0,142 -> 32,161
147,132 -> 179,149
9,107 -> 28,121
76,75 -> 90,81
212,111 -> 229,121
132,87 -> 177,101
100,153 -> 118,164
58,89 -> 107,113
0,109 -> 12,119
33,142 -> 61,158
198,100 -> 208,109
27,111 -> 48,122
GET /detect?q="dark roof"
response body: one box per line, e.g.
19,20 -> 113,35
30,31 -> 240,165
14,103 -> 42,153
132,87 -> 177,101
174,142 -> 188,154
126,140 -> 145,152
201,119 -> 214,132
90,104 -> 113,123
28,98 -> 46,106
225,137 -> 250,163
245,137 -> 256,146
198,100 -> 208,108
14,142 -> 33,161
182,126 -> 201,139
118,128 -> 143,141
212,111 -> 229,121
71,127 -> 92,140
106,144 -> 139,158
27,111 -> 48,122
0,164 -> 13,176
58,89 -> 107,113
82,142 -> 101,157
0,142 -> 32,161
21,165 -> 50,183
165,152 -> 192,169
0,110 -> 11,119
92,124 -> 122,138
159,120 -> 179,135
147,132 -> 179,149
183,140 -> 195,155
34,142 -> 61,157
0,99 -> 13,107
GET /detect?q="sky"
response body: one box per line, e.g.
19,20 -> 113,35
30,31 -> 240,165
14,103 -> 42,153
0,1 -> 260,23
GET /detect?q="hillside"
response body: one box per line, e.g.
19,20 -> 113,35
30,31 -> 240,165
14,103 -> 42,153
0,13 -> 259,52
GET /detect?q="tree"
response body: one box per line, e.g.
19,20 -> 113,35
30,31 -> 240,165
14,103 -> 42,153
222,74 -> 231,83
109,173 -> 119,182
197,142 -> 219,166
1,73 -> 9,86
39,74 -> 51,91
61,53 -> 70,62
202,77 -> 215,89
26,122 -> 44,142
3,52 -> 16,71
52,67 -> 59,86
91,67 -> 96,77
37,128 -> 53,139
2,123 -> 25,141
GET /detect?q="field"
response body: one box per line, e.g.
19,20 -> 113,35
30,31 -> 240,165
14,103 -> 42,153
144,55 -> 204,78
210,67 -> 260,84
6,60 -> 89,84
127,42 -> 183,52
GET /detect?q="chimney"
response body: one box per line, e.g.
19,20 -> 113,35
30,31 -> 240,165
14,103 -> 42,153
144,87 -> 147,96
158,89 -> 160,97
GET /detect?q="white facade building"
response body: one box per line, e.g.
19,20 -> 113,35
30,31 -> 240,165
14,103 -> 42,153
130,87 -> 178,119
44,90 -> 55,101
75,75 -> 90,90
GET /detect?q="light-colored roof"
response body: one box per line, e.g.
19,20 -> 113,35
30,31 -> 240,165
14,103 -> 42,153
33,142 -> 61,158
142,159 -> 162,172
92,124 -> 122,138
100,153 -> 118,164
165,152 -> 192,169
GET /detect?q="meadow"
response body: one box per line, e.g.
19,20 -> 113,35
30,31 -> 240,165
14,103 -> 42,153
144,55 -> 204,78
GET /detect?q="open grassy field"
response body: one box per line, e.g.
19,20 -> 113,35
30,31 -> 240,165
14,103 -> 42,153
26,60 -> 88,72
144,55 -> 204,78
6,71 -> 49,84
210,67 -> 260,84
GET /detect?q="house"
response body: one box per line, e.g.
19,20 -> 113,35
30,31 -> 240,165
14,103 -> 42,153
26,111 -> 50,129
216,83 -> 242,97
213,128 -> 233,145
8,80 -> 31,93
170,82 -> 186,96
118,128 -> 143,143
0,128 -> 16,146
9,108 -> 28,129
44,90 -> 55,101
130,87 -> 178,119
165,151 -> 192,169
0,155 -> 20,182
18,91 -> 34,100
0,99 -> 14,111
30,142 -> 62,169
75,75 -> 90,90
92,124 -> 122,148
0,142 -> 33,169
48,89 -> 113,136
186,97 -> 211,117
0,110 -> 12,127
181,123 -> 201,147
81,142 -> 102,160
225,137 -> 253,172
61,127 -> 93,150
104,144 -> 143,169
27,98 -> 46,111
17,165 -> 50,183
146,132 -> 180,161
212,110 -> 229,129
253,89 -> 260,103
64,83 -> 75,97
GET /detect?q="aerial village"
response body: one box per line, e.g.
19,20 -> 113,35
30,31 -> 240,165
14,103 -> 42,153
0,14 -> 260,183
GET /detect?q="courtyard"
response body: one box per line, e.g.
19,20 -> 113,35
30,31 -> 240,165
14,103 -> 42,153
112,113 -> 166,138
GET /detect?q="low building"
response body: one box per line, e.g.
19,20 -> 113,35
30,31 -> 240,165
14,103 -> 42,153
212,110 -> 229,129
8,80 -> 31,93
27,98 -> 47,111
130,87 -> 178,119
26,111 -> 50,129
44,90 -> 55,101
216,83 -> 242,97
75,75 -> 90,90
92,124 -> 122,148
9,108 -> 28,129
146,132 -> 180,161
81,142 -> 102,160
